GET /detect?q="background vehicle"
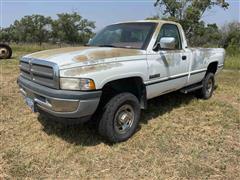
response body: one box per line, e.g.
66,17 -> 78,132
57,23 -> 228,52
17,20 -> 225,143
0,43 -> 12,59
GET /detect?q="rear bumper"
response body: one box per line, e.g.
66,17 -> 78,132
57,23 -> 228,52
17,76 -> 102,120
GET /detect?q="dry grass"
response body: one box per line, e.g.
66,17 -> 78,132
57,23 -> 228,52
0,46 -> 240,179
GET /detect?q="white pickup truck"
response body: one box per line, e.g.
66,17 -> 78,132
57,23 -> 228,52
18,20 -> 225,142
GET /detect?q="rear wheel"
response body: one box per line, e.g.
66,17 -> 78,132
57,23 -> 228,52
0,44 -> 12,59
196,73 -> 215,99
98,92 -> 140,143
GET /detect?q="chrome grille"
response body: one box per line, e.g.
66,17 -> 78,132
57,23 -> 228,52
19,58 -> 59,89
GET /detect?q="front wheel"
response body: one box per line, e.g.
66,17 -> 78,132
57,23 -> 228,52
196,73 -> 215,99
98,93 -> 140,143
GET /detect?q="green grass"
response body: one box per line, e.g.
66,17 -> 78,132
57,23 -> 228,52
224,53 -> 240,70
0,45 -> 240,179
225,54 -> 240,70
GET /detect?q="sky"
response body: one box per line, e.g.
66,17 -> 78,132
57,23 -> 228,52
0,0 -> 239,31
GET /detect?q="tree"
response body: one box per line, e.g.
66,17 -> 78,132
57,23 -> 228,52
0,24 -> 25,43
0,27 -> 11,42
188,23 -> 222,47
9,15 -> 52,45
0,12 -> 95,45
51,12 -> 95,44
32,15 -> 52,45
220,22 -> 240,55
153,0 -> 229,45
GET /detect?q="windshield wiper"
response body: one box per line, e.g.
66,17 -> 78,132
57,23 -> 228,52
98,44 -> 117,48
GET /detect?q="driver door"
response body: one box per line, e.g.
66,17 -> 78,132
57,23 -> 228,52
146,23 -> 190,99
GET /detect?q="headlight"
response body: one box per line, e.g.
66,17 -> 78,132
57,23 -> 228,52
60,78 -> 96,91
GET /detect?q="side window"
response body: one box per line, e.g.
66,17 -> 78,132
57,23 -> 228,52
156,24 -> 182,50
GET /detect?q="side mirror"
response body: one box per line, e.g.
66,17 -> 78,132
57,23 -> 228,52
160,37 -> 176,50
153,37 -> 176,51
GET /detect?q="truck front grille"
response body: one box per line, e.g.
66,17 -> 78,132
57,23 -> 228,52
19,58 -> 59,89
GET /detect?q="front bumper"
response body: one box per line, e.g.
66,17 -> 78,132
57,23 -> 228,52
17,76 -> 102,119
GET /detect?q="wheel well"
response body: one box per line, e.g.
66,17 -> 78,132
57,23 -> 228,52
207,62 -> 218,74
100,77 -> 147,109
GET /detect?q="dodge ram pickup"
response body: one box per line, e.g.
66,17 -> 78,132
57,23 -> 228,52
18,20 -> 225,142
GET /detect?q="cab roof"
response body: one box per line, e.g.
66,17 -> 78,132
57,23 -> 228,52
113,19 -> 180,26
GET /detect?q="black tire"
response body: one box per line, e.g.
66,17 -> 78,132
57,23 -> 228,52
0,44 -> 12,59
98,92 -> 140,143
196,73 -> 215,99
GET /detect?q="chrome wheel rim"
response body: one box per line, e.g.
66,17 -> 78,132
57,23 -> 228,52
206,78 -> 213,94
0,47 -> 9,59
114,104 -> 134,134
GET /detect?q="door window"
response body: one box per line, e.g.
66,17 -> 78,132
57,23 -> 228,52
155,24 -> 182,50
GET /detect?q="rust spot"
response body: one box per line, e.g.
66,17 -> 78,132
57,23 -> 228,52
62,62 -> 122,77
74,48 -> 143,62
75,55 -> 88,61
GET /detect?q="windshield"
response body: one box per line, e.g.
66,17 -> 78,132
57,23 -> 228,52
88,22 -> 157,50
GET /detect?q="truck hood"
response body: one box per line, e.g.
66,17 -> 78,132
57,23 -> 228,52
24,46 -> 145,69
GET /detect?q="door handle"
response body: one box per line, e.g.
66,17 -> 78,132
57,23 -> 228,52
182,55 -> 187,60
